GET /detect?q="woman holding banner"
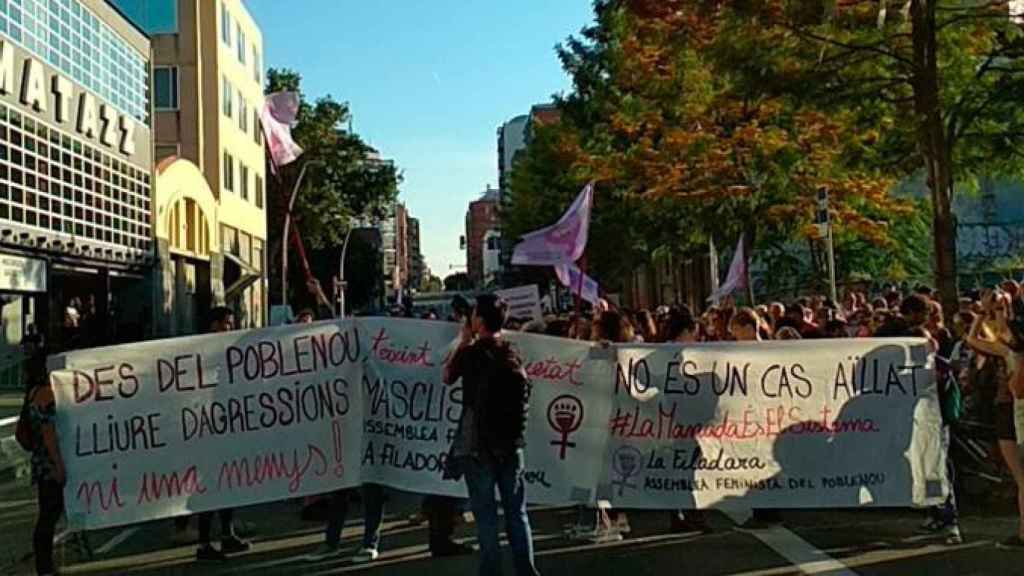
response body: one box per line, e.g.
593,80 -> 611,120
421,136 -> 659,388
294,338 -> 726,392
23,349 -> 65,576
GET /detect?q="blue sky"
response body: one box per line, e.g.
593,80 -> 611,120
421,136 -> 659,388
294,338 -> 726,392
247,1 -> 594,278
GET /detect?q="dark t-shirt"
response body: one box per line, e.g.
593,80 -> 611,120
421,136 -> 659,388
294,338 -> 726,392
448,337 -> 523,455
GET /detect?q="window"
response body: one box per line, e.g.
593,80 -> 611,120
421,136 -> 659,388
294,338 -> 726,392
223,152 -> 234,192
254,108 -> 263,145
154,67 -> 179,110
238,93 -> 247,133
0,0 -> 150,124
255,175 -> 264,209
222,76 -> 232,118
221,2 -> 231,45
253,48 -> 262,84
237,25 -> 246,64
240,163 -> 249,201
221,224 -> 239,255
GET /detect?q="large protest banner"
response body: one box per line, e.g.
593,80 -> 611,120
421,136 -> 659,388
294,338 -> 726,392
50,320 -> 366,530
50,320 -> 947,531
603,340 -> 947,509
357,318 -> 612,505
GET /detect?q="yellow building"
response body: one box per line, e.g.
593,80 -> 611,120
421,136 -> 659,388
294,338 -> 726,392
135,0 -> 267,332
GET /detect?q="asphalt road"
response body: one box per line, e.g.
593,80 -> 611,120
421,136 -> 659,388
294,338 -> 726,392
5,485 -> 1024,576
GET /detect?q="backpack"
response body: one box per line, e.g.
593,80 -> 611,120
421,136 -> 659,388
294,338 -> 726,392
477,347 -> 532,457
15,389 -> 35,452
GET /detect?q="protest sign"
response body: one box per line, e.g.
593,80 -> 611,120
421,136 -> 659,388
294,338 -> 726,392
357,319 -> 612,505
50,321 -> 947,531
50,320 -> 365,530
603,340 -> 947,509
496,285 -> 544,324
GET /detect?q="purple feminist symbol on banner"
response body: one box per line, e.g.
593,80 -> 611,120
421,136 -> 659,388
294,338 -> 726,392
547,395 -> 584,460
611,446 -> 643,496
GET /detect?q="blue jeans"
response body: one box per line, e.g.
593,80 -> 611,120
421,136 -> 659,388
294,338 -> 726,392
464,450 -> 540,576
325,483 -> 385,549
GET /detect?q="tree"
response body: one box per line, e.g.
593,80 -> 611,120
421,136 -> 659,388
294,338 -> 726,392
504,0 -> 913,301
264,69 -> 401,306
444,273 -> 473,292
720,1 -> 1024,310
423,275 -> 443,294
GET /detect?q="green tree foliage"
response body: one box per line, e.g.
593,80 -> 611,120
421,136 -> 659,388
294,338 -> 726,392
444,273 -> 473,292
504,0 -> 913,299
720,0 -> 1024,308
264,69 -> 400,306
265,68 -> 400,249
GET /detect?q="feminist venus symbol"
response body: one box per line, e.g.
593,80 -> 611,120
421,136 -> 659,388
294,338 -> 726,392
547,395 -> 584,460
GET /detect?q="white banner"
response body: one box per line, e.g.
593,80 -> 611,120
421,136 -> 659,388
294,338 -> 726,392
604,341 -> 946,509
50,322 -> 946,531
50,321 -> 365,531
496,285 -> 544,324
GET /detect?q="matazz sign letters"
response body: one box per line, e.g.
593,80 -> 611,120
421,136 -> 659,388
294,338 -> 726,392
50,321 -> 948,531
0,40 -> 137,155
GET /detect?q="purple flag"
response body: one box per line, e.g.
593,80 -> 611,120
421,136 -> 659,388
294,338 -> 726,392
259,92 -> 304,172
512,182 -> 593,266
556,264 -> 600,305
707,235 -> 747,303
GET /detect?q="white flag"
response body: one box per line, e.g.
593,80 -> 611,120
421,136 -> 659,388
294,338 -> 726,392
707,235 -> 747,304
512,183 -> 593,266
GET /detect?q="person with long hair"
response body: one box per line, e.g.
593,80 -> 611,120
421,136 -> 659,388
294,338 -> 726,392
635,309 -> 659,343
25,350 -> 65,576
965,290 -> 1024,548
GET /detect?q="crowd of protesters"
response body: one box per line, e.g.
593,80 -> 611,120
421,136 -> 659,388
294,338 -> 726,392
19,281 -> 1024,575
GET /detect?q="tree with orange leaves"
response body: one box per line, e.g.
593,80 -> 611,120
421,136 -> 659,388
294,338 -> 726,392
504,0 -> 919,300
718,0 -> 1024,310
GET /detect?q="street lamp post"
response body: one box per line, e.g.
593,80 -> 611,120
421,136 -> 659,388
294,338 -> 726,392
337,225 -> 354,318
281,161 -> 322,314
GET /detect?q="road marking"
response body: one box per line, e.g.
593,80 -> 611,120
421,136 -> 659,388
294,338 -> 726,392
0,416 -> 18,427
0,498 -> 34,510
727,541 -> 988,576
724,510 -> 857,575
95,527 -> 140,555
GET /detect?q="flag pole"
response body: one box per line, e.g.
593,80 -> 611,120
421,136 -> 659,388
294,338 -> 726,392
575,255 -> 587,319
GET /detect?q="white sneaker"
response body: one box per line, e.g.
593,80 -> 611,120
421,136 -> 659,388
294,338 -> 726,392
304,544 -> 343,562
352,546 -> 379,563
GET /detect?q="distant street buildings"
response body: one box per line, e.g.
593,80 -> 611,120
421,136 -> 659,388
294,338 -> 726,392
408,216 -> 429,291
465,186 -> 501,287
457,105 -> 565,291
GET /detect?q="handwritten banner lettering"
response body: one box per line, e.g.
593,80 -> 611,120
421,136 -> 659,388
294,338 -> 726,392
50,322 -> 947,531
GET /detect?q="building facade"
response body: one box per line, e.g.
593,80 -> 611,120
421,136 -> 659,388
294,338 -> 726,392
465,187 -> 500,288
380,202 -> 408,304
408,216 -> 426,291
0,0 -> 153,356
115,0 -> 267,332
497,114 -> 528,197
